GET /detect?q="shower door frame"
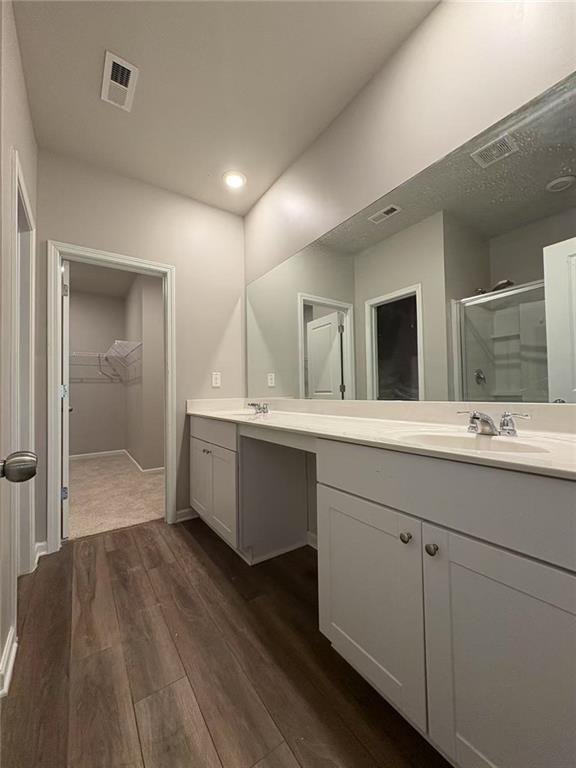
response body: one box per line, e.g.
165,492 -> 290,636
451,280 -> 545,401
46,241 -> 177,554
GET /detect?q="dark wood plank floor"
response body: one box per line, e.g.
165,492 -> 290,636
1,518 -> 451,768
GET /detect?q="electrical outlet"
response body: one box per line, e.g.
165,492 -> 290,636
267,372 -> 276,387
211,372 -> 221,388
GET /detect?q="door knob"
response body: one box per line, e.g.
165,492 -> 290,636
0,451 -> 37,483
425,543 -> 439,557
399,531 -> 412,544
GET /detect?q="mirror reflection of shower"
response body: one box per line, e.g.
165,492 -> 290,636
456,281 -> 548,402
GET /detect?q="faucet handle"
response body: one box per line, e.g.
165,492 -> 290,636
499,411 -> 531,437
457,410 -> 480,432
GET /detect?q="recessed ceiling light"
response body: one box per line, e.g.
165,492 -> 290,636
546,175 -> 575,193
223,171 -> 246,190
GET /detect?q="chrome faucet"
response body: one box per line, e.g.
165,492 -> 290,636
499,411 -> 530,437
458,410 -> 500,436
458,409 -> 531,436
247,401 -> 270,415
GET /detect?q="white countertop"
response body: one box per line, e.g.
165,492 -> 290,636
186,406 -> 576,481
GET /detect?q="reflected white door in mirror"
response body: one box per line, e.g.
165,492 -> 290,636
545,236 -> 576,403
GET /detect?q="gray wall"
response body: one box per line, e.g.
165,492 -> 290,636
443,213 -> 490,302
489,208 -> 576,285
125,275 -> 164,470
247,244 -> 354,397
35,150 -> 245,539
354,212 -> 448,400
69,291 -> 126,455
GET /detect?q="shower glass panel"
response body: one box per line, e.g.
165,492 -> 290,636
459,282 -> 548,402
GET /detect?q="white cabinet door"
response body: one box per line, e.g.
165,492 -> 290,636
318,485 -> 426,731
190,437 -> 212,520
211,444 -> 238,548
423,523 -> 576,768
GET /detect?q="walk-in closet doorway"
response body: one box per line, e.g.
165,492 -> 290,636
47,242 -> 176,552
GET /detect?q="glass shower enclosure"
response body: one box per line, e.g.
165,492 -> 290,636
454,281 -> 548,402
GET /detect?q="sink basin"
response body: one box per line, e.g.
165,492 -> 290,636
403,433 -> 549,454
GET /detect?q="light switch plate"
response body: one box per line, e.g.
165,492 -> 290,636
211,372 -> 222,388
267,373 -> 276,387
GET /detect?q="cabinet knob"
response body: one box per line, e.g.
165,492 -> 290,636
425,543 -> 439,557
399,531 -> 412,544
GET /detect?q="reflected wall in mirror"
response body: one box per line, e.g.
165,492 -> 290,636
247,74 -> 576,403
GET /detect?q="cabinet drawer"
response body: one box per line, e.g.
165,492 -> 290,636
317,439 -> 576,571
190,416 -> 237,452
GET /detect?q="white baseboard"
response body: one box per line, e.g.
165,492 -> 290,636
34,540 -> 48,567
70,449 -> 125,460
175,507 -> 199,523
306,531 -> 318,550
124,450 -> 165,474
71,449 -> 164,474
0,626 -> 18,698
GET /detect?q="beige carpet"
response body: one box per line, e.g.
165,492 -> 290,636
69,452 -> 164,539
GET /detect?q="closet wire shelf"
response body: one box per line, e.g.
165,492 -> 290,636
69,340 -> 142,384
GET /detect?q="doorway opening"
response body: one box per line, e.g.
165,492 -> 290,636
297,293 -> 355,399
47,242 -> 176,553
365,284 -> 424,400
63,262 -> 165,539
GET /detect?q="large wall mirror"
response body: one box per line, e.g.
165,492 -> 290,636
247,74 -> 576,403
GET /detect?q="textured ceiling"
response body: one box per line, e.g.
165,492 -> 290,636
318,75 -> 576,254
14,0 -> 436,215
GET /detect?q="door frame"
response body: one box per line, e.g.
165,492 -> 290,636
47,241 -> 177,554
11,149 -> 37,576
365,283 -> 425,400
297,292 -> 355,399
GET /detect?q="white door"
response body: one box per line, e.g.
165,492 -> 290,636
318,485 -> 427,730
306,312 -> 343,399
544,236 -> 576,402
211,445 -> 237,547
423,523 -> 576,768
16,199 -> 36,575
190,437 -> 212,519
61,261 -> 70,539
0,154 -> 38,696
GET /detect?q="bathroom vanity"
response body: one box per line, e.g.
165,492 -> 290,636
187,402 -> 576,768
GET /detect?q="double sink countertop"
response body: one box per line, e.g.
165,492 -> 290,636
186,405 -> 576,482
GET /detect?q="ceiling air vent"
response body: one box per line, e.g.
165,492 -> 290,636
470,134 -> 518,168
368,205 -> 401,225
101,51 -> 139,112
